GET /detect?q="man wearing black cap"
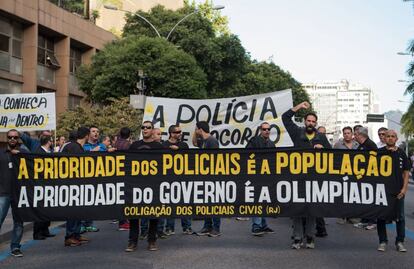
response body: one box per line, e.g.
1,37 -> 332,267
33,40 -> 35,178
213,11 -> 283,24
192,121 -> 221,237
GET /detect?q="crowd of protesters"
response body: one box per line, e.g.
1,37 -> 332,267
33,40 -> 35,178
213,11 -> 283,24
0,102 -> 412,257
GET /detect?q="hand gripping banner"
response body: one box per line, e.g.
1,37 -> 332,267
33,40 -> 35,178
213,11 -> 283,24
11,149 -> 400,221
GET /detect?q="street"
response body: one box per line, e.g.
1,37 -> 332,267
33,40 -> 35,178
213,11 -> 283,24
0,184 -> 413,269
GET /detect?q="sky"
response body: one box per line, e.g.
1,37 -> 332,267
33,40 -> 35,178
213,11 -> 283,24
196,0 -> 414,113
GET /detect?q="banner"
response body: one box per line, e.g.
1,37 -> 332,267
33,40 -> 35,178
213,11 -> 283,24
0,93 -> 56,132
142,90 -> 294,148
11,149 -> 400,221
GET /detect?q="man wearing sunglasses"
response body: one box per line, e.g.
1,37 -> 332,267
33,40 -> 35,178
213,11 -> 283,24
246,122 -> 275,236
0,129 -> 29,257
160,125 -> 192,235
376,127 -> 388,148
126,121 -> 163,252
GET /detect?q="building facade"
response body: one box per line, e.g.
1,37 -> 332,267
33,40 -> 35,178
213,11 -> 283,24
91,0 -> 184,35
303,80 -> 382,142
0,0 -> 116,117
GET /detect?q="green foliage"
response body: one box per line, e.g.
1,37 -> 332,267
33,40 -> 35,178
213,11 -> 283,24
401,101 -> 414,136
49,0 -> 84,15
57,98 -> 142,138
76,36 -> 207,103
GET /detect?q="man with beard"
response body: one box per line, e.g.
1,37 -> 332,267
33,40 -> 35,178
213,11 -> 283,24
282,101 -> 331,250
0,129 -> 29,257
126,121 -> 163,252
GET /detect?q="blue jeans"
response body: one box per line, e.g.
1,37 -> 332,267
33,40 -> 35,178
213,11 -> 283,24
141,218 -> 149,234
252,217 -> 268,231
203,217 -> 220,232
158,218 -> 192,232
0,196 -> 24,250
377,198 -> 405,244
66,220 -> 81,239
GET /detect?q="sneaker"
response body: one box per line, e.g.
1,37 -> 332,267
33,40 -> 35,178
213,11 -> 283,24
77,236 -> 90,244
365,224 -> 376,231
196,228 -> 212,236
236,217 -> 250,221
111,220 -> 118,224
353,222 -> 367,229
64,237 -> 81,247
377,242 -> 387,252
208,230 -> 221,237
11,248 -> 23,257
183,228 -> 193,235
148,242 -> 158,251
157,231 -> 168,239
262,227 -> 275,234
291,239 -> 301,250
85,226 -> 99,232
396,242 -> 407,252
252,228 -> 265,236
125,242 -> 137,252
139,232 -> 148,240
80,226 -> 86,234
118,223 -> 130,231
165,229 -> 175,235
306,237 -> 315,249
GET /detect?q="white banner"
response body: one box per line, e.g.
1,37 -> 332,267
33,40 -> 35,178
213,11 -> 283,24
143,89 -> 294,148
0,93 -> 56,132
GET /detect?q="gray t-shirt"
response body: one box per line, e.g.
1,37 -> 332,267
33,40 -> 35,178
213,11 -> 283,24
201,135 -> 219,149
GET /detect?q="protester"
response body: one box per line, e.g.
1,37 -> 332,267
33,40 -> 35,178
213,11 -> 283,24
126,121 -> 164,252
246,122 -> 275,236
353,126 -> 378,230
20,130 -> 52,152
377,130 -> 410,252
81,125 -> 104,233
317,126 -> 327,134
0,129 -> 28,257
160,125 -> 192,235
102,135 -> 116,152
376,127 -> 388,148
54,135 -> 66,152
193,121 -> 221,237
282,101 -> 331,249
114,127 -> 132,231
61,127 -> 90,247
334,126 -> 360,225
32,134 -> 55,240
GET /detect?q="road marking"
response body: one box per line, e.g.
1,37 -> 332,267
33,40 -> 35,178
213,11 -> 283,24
387,223 -> 414,240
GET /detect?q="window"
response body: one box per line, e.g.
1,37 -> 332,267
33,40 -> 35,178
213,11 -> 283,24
0,78 -> 22,94
0,18 -> 22,74
68,94 -> 82,110
70,48 -> 82,74
37,35 -> 60,69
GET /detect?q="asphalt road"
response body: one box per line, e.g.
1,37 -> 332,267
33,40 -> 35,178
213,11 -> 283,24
1,185 -> 414,269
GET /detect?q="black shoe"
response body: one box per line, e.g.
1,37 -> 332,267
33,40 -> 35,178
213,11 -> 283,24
43,233 -> 55,238
11,248 -> 23,257
33,234 -> 46,240
252,228 -> 265,236
157,231 -> 168,239
262,227 -> 275,234
315,231 -> 328,237
208,230 -> 221,237
196,228 -> 212,236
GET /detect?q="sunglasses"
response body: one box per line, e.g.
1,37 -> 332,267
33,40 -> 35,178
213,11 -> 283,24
142,126 -> 152,130
378,133 -> 386,136
172,131 -> 182,134
7,136 -> 19,140
261,128 -> 270,131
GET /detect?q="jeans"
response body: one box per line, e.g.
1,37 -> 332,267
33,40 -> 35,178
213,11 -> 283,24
292,217 -> 315,240
130,218 -> 158,243
81,220 -> 94,227
316,218 -> 327,234
159,218 -> 192,232
203,217 -> 220,232
377,198 -> 405,244
140,218 -> 149,234
252,217 -> 268,231
65,220 -> 81,239
0,196 -> 24,250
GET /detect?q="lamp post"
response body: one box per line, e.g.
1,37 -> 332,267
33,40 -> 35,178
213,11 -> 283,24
103,5 -> 225,41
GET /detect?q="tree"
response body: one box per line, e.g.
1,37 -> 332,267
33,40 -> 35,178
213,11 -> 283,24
402,39 -> 414,135
76,36 -> 207,103
57,98 -> 142,138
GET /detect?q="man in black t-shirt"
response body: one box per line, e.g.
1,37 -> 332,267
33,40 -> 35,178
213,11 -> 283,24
126,121 -> 163,252
160,125 -> 192,235
377,130 -> 410,253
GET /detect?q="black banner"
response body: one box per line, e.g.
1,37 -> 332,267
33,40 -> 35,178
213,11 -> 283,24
11,149 -> 400,221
